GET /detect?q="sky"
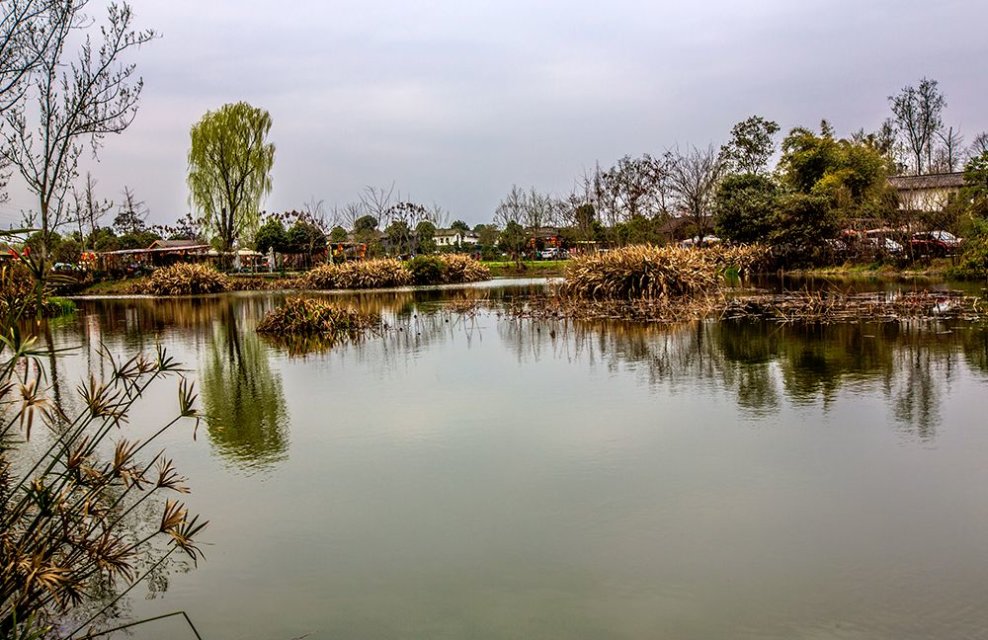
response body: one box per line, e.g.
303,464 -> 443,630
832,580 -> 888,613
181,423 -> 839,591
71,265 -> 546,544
2,0 -> 986,229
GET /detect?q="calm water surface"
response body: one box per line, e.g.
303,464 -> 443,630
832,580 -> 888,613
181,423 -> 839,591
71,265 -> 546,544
47,281 -> 988,639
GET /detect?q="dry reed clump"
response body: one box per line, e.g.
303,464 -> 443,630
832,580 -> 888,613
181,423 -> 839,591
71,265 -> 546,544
435,254 -> 491,283
302,259 -> 412,290
707,243 -> 772,276
142,263 -> 231,295
0,262 -> 60,318
256,297 -> 381,341
562,245 -> 723,300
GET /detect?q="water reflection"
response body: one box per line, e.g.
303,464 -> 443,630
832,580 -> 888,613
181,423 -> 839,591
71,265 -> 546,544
499,316 -> 988,439
201,300 -> 289,471
66,289 -> 988,448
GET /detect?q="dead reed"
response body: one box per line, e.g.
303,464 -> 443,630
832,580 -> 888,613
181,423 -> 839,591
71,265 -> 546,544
302,259 -> 412,290
141,263 -> 231,296
256,297 -> 381,341
561,244 -> 767,300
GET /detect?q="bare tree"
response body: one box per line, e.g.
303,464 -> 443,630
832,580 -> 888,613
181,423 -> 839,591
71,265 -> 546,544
112,185 -> 147,235
593,154 -> 671,223
889,77 -> 946,175
425,202 -> 449,228
71,171 -> 112,247
668,145 -> 724,242
360,183 -> 397,222
0,1 -> 155,263
0,0 -> 64,114
493,184 -> 526,227
968,132 -> 988,161
332,201 -> 364,231
932,126 -> 964,173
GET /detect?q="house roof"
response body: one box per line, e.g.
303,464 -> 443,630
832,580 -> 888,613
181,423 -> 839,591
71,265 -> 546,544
148,239 -> 204,250
888,172 -> 966,190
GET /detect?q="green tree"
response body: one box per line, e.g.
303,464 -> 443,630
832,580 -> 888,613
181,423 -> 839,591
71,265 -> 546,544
779,124 -> 894,218
450,219 -> 470,233
328,226 -> 348,243
769,193 -> 839,266
187,101 -> 276,253
254,218 -> 289,254
720,115 -> 780,175
52,236 -> 82,264
287,220 -> 326,258
415,220 -> 437,254
384,220 -> 412,256
498,220 -> 526,262
714,174 -> 778,243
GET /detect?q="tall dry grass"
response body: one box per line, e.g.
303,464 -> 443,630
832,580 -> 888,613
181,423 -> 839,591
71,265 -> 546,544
302,259 -> 411,290
141,263 -> 231,296
561,244 -> 769,300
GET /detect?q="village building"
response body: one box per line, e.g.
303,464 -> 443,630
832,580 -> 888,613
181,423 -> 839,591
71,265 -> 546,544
888,171 -> 966,212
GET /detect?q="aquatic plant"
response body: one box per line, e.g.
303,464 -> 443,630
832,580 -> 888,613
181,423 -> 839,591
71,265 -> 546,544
141,263 -> 231,296
257,296 -> 380,340
302,259 -> 411,290
561,245 -> 722,299
0,263 -> 62,320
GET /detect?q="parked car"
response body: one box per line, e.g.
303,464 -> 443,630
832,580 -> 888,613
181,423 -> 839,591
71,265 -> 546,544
910,230 -> 961,258
680,235 -> 721,248
539,247 -> 567,260
867,236 -> 903,254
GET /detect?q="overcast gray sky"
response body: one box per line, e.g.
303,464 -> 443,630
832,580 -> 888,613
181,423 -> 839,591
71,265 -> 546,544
3,0 -> 986,228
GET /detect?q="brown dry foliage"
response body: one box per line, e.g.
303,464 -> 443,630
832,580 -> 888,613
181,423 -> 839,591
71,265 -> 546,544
302,259 -> 412,290
141,263 -> 231,296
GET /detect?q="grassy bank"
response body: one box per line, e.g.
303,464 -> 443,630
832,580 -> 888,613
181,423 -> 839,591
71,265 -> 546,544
483,260 -> 570,278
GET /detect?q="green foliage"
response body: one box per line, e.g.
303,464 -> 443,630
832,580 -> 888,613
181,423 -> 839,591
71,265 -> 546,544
963,152 -> 988,218
188,102 -> 276,252
353,215 -> 378,233
384,220 -> 412,256
714,174 -> 778,243
328,226 -> 349,243
51,238 -> 82,265
769,193 -> 840,266
609,214 -> 664,246
142,263 -> 231,296
406,255 -> 444,285
254,218 -> 289,254
498,220 -> 526,259
948,219 -> 988,279
406,254 -> 491,285
415,220 -> 437,254
720,115 -> 780,175
450,219 -> 470,233
286,221 -> 327,255
116,230 -> 160,251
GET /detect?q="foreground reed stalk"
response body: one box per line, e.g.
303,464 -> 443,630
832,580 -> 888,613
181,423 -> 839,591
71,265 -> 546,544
1,251 -> 208,639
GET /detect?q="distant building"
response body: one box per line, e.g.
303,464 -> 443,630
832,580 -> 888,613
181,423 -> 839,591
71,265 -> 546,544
435,229 -> 479,247
889,172 -> 966,211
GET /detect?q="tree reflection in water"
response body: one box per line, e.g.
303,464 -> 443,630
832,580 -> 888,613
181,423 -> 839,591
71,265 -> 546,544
202,300 -> 289,471
499,315 -> 988,440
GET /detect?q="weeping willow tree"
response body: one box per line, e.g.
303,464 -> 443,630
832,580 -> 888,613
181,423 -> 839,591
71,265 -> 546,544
187,101 -> 275,253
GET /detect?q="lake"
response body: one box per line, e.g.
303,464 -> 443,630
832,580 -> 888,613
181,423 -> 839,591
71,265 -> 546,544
46,280 -> 988,639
